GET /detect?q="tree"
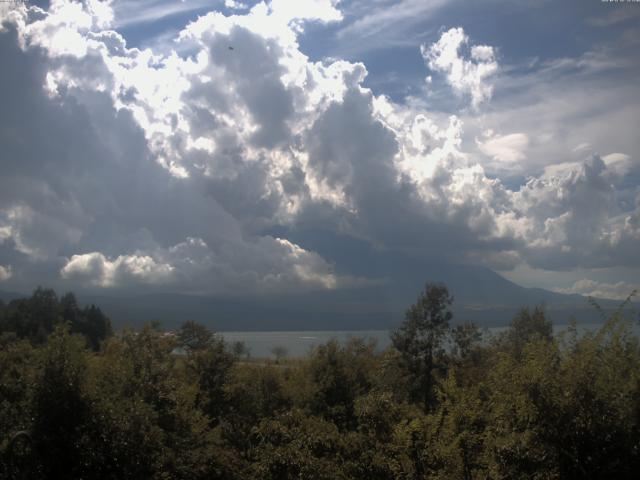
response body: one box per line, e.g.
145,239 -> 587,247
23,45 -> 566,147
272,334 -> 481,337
80,304 -> 112,350
499,305 -> 552,359
88,325 -> 224,479
222,364 -> 290,458
271,346 -> 288,364
231,340 -> 250,359
30,326 -> 92,478
1,288 -> 61,344
61,293 -> 112,351
392,282 -> 453,411
0,337 -> 38,466
299,338 -> 378,430
186,337 -> 237,424
451,322 -> 482,361
0,289 -> 111,350
249,410 -> 345,480
178,320 -> 215,352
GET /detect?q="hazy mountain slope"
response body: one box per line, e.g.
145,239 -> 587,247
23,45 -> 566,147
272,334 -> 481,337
0,263 -> 628,331
71,265 -> 628,330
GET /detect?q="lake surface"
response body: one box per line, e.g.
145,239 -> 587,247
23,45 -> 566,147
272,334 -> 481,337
220,322 -> 623,358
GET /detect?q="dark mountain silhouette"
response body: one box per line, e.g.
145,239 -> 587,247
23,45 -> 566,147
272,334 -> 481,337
1,262 -> 626,331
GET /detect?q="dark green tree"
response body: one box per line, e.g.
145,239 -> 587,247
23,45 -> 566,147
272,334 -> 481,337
302,338 -> 377,429
451,322 -> 482,361
0,289 -> 111,350
178,320 -> 216,351
392,282 -> 453,411
0,338 -> 38,458
222,364 -> 290,458
61,293 -> 112,350
30,326 -> 92,478
499,305 -> 553,359
183,333 -> 237,424
249,410 -> 346,480
1,288 -> 61,344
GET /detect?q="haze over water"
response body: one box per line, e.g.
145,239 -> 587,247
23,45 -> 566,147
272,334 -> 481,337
221,322 -> 631,358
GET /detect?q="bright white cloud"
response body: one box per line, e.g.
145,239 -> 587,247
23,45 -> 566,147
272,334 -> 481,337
61,251 -> 174,287
225,0 -> 248,10
602,152 -> 635,178
510,155 -> 640,269
269,0 -> 342,25
422,27 -> 498,108
59,236 -> 370,292
477,131 -> 529,173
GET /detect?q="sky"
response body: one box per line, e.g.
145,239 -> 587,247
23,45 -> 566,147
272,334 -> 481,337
0,0 -> 639,304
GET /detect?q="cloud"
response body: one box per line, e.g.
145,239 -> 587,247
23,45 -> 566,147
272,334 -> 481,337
338,0 -> 447,41
110,0 -> 214,29
0,264 -> 11,282
587,7 -> 640,28
464,28 -> 640,179
510,155 -> 640,269
61,251 -> 174,287
477,131 -> 529,173
0,0 -> 639,300
0,1 -> 366,294
555,279 -> 639,301
60,236 -> 373,293
602,152 -> 635,178
421,27 -> 498,108
225,0 -> 248,10
268,0 -> 342,25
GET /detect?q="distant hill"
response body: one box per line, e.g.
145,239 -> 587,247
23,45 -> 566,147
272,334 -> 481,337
86,272 -> 622,332
1,263 -> 631,331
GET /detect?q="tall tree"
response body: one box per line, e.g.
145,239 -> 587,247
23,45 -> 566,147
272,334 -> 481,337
392,282 -> 453,411
31,326 -> 91,477
178,320 -> 215,352
500,305 -> 552,359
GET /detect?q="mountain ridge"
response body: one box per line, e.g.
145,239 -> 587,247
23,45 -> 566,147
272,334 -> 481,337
0,263 -> 630,331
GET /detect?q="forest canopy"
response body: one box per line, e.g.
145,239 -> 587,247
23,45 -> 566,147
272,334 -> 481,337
0,284 -> 639,479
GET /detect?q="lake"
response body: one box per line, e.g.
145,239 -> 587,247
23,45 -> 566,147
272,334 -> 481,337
219,322 -> 624,358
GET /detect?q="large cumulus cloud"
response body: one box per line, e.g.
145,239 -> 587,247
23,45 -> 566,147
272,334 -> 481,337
0,0 -> 638,296
0,0 -> 364,294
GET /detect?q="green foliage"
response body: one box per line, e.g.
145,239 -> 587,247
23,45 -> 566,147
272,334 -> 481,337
82,325 -> 228,479
0,287 -> 61,344
0,337 -> 38,450
68,298 -> 112,350
186,336 -> 237,424
177,320 -> 215,351
222,364 -> 290,458
0,288 -> 112,349
391,282 -> 453,411
30,326 -> 92,478
451,322 -> 483,361
301,338 -> 378,429
498,305 -> 553,359
249,410 -> 346,480
1,284 -> 640,479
